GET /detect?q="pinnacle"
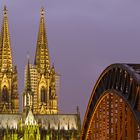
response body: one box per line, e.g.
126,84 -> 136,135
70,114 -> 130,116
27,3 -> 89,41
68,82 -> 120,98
41,7 -> 45,17
1,5 -> 13,71
4,5 -> 7,11
3,5 -> 7,15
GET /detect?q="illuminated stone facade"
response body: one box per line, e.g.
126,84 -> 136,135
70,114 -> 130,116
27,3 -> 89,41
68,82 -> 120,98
0,6 -> 19,114
23,8 -> 58,115
0,6 -> 81,140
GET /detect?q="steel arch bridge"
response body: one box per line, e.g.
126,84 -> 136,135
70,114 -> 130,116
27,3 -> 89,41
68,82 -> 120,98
81,63 -> 140,140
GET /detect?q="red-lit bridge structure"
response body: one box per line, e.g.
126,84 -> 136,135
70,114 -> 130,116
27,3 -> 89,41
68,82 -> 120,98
81,64 -> 140,140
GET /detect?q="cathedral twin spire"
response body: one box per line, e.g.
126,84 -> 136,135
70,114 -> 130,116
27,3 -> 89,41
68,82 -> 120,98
23,7 -> 58,114
0,5 -> 58,114
35,7 -> 50,73
0,6 -> 80,140
0,6 -> 19,113
0,6 -> 50,73
0,5 -> 13,71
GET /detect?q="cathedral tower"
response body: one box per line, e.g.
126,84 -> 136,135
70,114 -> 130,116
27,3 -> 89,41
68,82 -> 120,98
34,7 -> 50,73
23,8 -> 58,115
0,6 -> 81,140
0,6 -> 19,113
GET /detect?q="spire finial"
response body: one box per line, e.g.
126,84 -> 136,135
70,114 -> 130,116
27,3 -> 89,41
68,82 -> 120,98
52,63 -> 54,68
27,56 -> 30,68
41,7 -> 45,17
27,52 -> 30,62
76,106 -> 80,115
51,64 -> 55,73
4,5 -> 7,11
3,5 -> 7,16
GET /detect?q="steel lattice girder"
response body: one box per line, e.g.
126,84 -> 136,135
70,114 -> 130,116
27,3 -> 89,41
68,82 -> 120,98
81,63 -> 140,140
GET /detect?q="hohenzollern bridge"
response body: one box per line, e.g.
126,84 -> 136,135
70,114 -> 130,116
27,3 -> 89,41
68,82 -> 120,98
81,63 -> 140,140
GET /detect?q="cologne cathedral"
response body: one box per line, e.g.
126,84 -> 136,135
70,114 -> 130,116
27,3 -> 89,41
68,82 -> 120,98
0,6 -> 81,140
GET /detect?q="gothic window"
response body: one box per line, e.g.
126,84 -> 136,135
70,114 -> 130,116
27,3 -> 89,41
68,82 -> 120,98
40,86 -> 46,103
2,85 -> 8,102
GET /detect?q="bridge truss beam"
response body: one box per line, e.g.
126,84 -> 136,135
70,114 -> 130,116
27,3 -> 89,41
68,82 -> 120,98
81,64 -> 140,140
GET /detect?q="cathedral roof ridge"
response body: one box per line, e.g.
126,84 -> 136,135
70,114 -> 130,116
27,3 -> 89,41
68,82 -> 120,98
35,113 -> 78,116
0,113 -> 22,116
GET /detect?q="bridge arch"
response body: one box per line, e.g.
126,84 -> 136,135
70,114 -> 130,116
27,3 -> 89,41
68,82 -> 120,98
81,63 -> 140,140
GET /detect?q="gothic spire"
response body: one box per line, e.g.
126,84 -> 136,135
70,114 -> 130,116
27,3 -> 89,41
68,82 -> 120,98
34,7 -> 50,73
25,58 -> 32,91
50,64 -> 55,78
0,5 -> 13,71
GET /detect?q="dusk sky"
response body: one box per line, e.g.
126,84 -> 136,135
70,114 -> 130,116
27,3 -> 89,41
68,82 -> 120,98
1,0 -> 140,120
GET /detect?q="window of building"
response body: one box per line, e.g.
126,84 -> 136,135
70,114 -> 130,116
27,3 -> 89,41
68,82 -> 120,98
40,86 -> 46,103
2,85 -> 8,102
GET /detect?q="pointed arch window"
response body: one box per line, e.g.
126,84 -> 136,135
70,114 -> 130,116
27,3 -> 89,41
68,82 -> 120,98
2,85 -> 8,102
40,86 -> 46,103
